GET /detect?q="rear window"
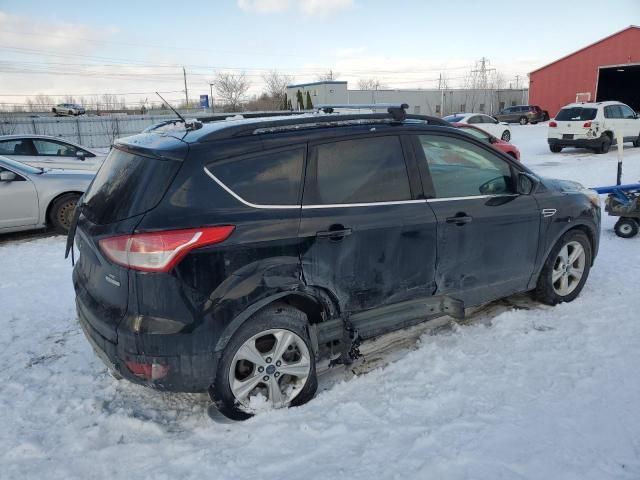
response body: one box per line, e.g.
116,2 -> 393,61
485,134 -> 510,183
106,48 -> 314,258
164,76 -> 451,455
556,107 -> 597,121
82,148 -> 180,224
209,147 -> 304,205
443,115 -> 465,123
306,136 -> 411,205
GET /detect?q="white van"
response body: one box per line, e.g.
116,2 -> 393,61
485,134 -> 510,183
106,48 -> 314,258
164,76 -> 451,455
548,101 -> 640,153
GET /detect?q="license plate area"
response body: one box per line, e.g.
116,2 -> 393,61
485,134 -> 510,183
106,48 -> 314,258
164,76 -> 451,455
563,134 -> 574,140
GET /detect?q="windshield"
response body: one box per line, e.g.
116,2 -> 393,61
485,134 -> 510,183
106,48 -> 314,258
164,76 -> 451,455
0,155 -> 43,174
443,115 -> 465,123
555,107 -> 597,121
82,148 -> 180,224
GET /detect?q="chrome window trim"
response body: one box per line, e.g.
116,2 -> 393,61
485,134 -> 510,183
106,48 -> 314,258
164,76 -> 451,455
204,167 -> 519,210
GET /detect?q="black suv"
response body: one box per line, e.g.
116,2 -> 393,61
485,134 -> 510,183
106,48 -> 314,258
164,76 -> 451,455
70,106 -> 600,420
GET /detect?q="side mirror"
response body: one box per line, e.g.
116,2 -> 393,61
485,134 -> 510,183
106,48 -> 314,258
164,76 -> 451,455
517,172 -> 538,195
76,151 -> 86,161
0,171 -> 17,182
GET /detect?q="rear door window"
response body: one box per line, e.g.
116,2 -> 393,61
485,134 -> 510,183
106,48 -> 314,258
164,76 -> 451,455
306,136 -> 411,205
208,147 -> 304,206
0,139 -> 35,155
604,105 -> 623,119
82,148 -> 181,224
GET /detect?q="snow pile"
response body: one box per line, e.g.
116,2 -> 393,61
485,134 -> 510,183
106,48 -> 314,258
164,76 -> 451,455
1,125 -> 640,479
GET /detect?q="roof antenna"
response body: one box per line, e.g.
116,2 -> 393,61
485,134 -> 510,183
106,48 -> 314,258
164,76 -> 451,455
156,92 -> 187,123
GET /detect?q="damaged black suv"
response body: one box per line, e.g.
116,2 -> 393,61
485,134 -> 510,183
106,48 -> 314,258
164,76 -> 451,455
70,105 -> 600,420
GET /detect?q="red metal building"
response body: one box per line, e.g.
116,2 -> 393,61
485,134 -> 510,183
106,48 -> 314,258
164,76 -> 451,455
529,26 -> 640,117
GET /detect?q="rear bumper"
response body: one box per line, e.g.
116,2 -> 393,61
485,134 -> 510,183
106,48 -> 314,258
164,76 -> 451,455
76,294 -> 218,393
548,137 -> 601,148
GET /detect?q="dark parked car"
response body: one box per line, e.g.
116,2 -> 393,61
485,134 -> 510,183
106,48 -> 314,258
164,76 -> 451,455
70,107 -> 600,420
494,105 -> 549,125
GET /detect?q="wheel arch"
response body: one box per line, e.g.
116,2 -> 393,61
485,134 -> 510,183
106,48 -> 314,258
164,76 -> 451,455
45,191 -> 83,226
213,287 -> 340,353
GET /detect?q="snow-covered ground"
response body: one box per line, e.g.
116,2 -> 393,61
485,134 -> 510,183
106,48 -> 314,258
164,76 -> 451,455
1,124 -> 640,479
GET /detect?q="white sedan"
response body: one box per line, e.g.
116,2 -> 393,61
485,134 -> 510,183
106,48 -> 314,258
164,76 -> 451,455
0,135 -> 106,171
443,113 -> 512,142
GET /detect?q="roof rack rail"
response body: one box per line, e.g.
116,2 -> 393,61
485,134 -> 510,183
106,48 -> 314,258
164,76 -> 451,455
198,110 -> 451,141
316,103 -> 410,121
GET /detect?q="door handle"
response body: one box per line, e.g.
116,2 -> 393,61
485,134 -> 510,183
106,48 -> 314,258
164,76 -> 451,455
316,227 -> 352,240
445,214 -> 473,225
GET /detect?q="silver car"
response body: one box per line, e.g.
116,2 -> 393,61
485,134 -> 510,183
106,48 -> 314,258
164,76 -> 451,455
0,135 -> 106,171
0,155 -> 94,235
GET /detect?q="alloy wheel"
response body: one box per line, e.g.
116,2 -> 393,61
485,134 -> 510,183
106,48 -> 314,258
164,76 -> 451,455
551,240 -> 586,296
229,328 -> 311,411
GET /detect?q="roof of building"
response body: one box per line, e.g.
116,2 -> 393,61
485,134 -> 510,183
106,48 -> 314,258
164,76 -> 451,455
529,25 -> 640,75
286,80 -> 348,89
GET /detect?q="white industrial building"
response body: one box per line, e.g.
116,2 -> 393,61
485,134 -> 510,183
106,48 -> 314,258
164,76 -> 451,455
287,80 -> 529,117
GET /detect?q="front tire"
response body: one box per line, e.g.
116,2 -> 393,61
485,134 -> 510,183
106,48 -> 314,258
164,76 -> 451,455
614,218 -> 639,238
48,193 -> 80,234
210,303 -> 317,421
534,230 -> 592,305
501,130 -> 511,142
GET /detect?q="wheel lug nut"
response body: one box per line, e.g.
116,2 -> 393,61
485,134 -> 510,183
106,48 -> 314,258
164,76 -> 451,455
276,361 -> 281,367
263,376 -> 269,381
274,372 -> 280,378
266,357 -> 272,364
258,366 -> 264,372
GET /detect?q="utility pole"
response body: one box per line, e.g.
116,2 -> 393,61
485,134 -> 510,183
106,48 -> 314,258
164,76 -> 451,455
209,83 -> 214,113
515,75 -> 520,90
183,67 -> 189,107
438,73 -> 445,116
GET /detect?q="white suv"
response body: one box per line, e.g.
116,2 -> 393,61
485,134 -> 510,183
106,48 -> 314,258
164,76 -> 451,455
548,101 -> 640,154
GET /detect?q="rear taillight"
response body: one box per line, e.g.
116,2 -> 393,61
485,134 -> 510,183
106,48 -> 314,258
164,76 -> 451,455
549,121 -> 557,127
99,226 -> 234,272
583,121 -> 592,128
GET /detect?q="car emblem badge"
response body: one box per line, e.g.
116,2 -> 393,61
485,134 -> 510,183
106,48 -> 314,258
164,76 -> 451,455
105,274 -> 121,287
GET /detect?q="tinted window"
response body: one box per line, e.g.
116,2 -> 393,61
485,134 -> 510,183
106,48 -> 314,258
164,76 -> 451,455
0,139 -> 35,155
419,135 -> 514,198
33,140 -> 78,156
481,115 -> 497,124
556,107 -> 597,121
210,148 -> 304,205
82,148 -> 180,224
308,136 -> 411,204
604,105 -> 623,119
467,116 -> 482,124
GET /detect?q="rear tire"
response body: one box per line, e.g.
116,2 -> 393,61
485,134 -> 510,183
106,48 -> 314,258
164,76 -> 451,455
534,230 -> 592,306
614,218 -> 639,238
519,116 -> 528,125
597,134 -> 612,154
48,193 -> 80,234
549,144 -> 563,153
209,303 -> 317,421
543,111 -> 550,121
633,134 -> 640,148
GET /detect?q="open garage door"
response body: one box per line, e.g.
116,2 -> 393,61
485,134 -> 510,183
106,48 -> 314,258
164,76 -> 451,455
597,64 -> 640,112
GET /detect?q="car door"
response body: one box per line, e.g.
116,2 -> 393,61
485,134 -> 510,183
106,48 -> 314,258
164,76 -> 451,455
31,139 -> 98,170
619,104 -> 639,141
299,134 -> 438,336
0,165 -> 39,229
604,105 -> 625,142
413,133 -> 540,307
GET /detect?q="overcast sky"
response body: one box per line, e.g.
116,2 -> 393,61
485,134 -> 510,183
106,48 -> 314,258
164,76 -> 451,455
0,0 -> 638,108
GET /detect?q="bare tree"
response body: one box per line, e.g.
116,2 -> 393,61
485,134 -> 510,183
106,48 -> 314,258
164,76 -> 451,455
262,70 -> 293,109
357,78 -> 387,90
212,72 -> 250,112
317,69 -> 339,81
26,94 -> 55,112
